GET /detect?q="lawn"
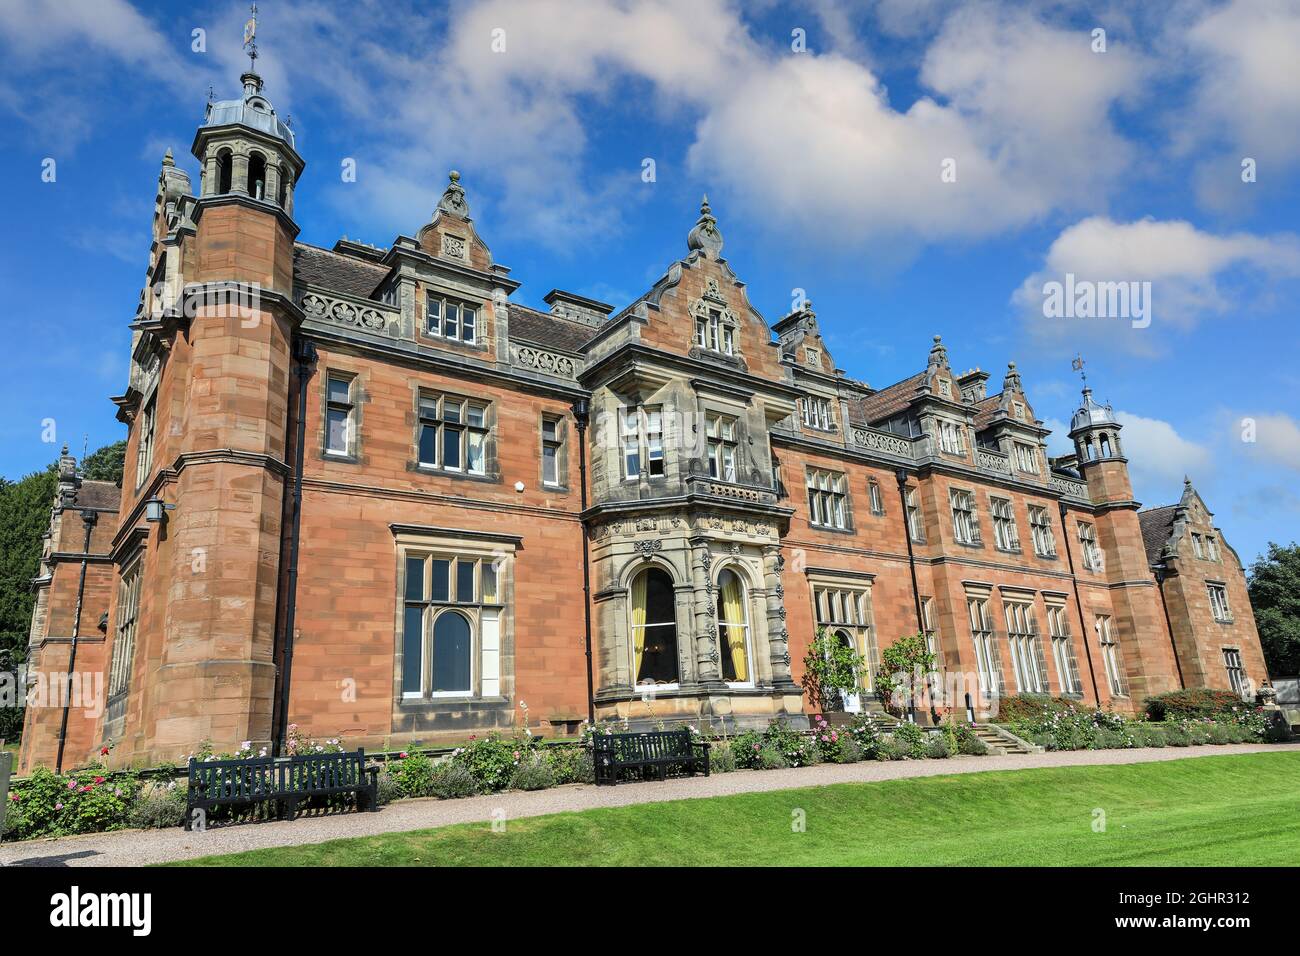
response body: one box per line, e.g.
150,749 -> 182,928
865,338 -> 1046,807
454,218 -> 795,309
172,752 -> 1300,867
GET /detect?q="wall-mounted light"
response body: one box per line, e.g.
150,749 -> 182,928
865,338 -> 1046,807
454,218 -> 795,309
144,498 -> 177,523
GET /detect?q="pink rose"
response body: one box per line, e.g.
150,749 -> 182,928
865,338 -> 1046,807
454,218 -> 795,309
54,803 -> 63,810
8,793 -> 17,801
94,776 -> 105,784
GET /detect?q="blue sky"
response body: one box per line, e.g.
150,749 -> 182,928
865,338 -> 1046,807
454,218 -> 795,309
1,0 -> 1298,567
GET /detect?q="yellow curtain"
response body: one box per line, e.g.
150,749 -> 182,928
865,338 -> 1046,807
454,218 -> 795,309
720,572 -> 749,682
630,572 -> 648,681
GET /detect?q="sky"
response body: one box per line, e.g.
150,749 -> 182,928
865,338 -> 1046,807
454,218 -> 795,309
0,0 -> 1297,567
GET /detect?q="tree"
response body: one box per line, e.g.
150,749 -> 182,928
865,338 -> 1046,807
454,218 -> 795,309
875,633 -> 936,717
801,626 -> 865,713
80,439 -> 126,485
1248,542 -> 1300,677
0,466 -> 57,668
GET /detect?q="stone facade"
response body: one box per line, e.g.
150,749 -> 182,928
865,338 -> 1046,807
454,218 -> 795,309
16,70 -> 1273,772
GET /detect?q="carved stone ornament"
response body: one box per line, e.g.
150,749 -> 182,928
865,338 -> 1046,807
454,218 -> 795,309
686,195 -> 724,256
634,539 -> 663,556
300,292 -> 391,332
437,169 -> 469,218
441,233 -> 467,260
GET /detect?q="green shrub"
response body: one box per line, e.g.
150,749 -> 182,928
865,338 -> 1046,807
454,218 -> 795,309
731,730 -> 764,769
1206,723 -> 1233,745
951,723 -> 989,756
507,754 -> 555,791
995,694 -> 1079,723
709,744 -> 737,773
874,737 -> 906,761
846,714 -> 881,758
430,763 -> 480,800
5,766 -> 139,841
375,770 -> 400,805
1091,729 -> 1125,749
758,746 -> 789,770
1184,722 -> 1213,745
1144,689 -> 1245,721
1226,722 -> 1252,743
545,746 -> 595,785
832,736 -> 864,763
126,782 -> 187,829
1163,725 -> 1192,747
925,734 -> 953,759
389,752 -> 437,798
890,721 -> 928,759
763,719 -> 815,767
1132,724 -> 1166,748
452,733 -> 539,792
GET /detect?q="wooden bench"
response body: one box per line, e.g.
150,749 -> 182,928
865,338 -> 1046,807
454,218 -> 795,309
591,730 -> 709,786
185,749 -> 379,830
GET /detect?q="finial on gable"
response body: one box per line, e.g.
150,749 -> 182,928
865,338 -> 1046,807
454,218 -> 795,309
928,334 -> 949,370
162,148 -> 174,167
687,193 -> 724,257
437,169 -> 470,218
1003,360 -> 1022,393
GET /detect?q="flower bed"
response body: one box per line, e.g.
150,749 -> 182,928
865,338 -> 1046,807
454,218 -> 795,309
1003,697 -> 1285,751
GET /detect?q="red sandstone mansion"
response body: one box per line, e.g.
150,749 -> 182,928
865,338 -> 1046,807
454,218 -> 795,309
19,70 -> 1270,772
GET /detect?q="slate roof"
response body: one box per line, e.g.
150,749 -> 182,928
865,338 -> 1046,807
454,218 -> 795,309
509,305 -> 600,353
972,394 -> 1004,430
1138,505 -> 1179,567
849,371 -> 926,426
293,243 -> 391,299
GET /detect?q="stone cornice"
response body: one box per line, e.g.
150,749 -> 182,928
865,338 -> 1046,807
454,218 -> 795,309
389,523 -> 525,545
581,341 -> 803,402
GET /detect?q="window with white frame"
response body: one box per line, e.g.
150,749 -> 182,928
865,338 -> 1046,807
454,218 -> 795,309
622,406 -> 664,480
1192,533 -> 1205,558
1223,647 -> 1246,696
868,478 -> 885,516
694,305 -> 735,355
800,395 -> 835,431
807,468 -> 850,530
134,394 -> 156,488
905,487 -> 925,542
1004,599 -> 1047,694
1208,583 -> 1232,622
630,566 -> 678,685
938,420 -> 966,455
541,415 -> 564,487
920,596 -> 941,672
325,373 -> 355,457
401,550 -> 505,698
425,291 -> 479,344
950,489 -> 981,545
813,582 -> 878,689
968,594 -> 1002,697
1078,521 -> 1102,571
1097,614 -> 1128,697
715,568 -> 752,684
991,498 -> 1020,551
1014,442 -> 1038,474
1206,534 -> 1221,561
1028,505 -> 1057,557
706,413 -> 738,483
1046,602 -> 1081,695
418,392 -> 489,476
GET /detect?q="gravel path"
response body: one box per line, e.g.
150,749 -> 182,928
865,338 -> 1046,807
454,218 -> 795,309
2,743 -> 1294,867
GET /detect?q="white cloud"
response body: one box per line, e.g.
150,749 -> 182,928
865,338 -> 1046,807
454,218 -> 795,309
1237,412 -> 1300,472
1013,216 -> 1300,350
1114,411 -> 1213,491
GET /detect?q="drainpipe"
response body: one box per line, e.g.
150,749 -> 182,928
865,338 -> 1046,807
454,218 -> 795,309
55,509 -> 97,774
1153,564 -> 1186,689
572,398 -> 596,725
895,471 -> 933,723
1059,502 -> 1101,704
273,338 -> 316,756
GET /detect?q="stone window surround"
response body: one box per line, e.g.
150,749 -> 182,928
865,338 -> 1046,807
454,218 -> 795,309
808,570 -> 879,691
989,494 -> 1021,553
391,528 -> 517,709
539,411 -> 569,491
414,386 -> 494,481
321,366 -> 362,463
421,285 -> 487,350
1207,580 -> 1233,623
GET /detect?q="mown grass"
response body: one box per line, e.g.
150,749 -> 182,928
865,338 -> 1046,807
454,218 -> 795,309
171,752 -> 1300,867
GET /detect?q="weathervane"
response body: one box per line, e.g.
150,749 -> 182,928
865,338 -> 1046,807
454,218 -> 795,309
243,3 -> 259,70
1071,353 -> 1087,387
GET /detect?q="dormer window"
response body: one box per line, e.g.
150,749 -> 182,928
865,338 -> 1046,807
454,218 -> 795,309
801,395 -> 835,432
695,307 -> 734,355
1014,442 -> 1038,474
938,420 -> 966,455
425,292 -> 478,345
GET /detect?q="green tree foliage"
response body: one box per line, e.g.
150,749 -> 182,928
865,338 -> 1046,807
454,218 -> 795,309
875,633 -> 936,715
801,626 -> 865,713
1248,542 -> 1300,676
80,440 -> 126,485
0,466 -> 57,667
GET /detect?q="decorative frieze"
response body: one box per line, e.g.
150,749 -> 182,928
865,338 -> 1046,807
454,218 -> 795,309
976,448 -> 1011,474
849,427 -> 913,458
1050,473 -> 1089,500
299,290 -> 396,334
511,344 -> 580,379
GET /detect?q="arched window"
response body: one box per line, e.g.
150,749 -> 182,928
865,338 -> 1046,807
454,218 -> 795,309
1100,433 -> 1111,457
716,568 -> 751,683
277,165 -> 287,208
630,567 -> 678,684
432,611 -> 472,693
248,151 -> 267,200
216,149 -> 233,194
